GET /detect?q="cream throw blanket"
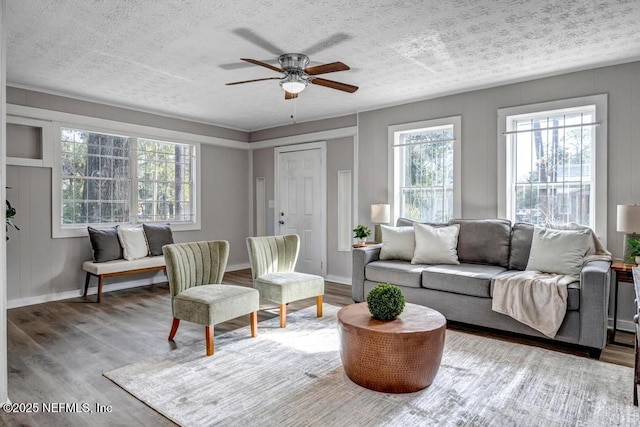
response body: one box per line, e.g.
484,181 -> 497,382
492,271 -> 576,338
492,226 -> 611,338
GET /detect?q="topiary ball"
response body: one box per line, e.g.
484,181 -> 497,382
366,283 -> 405,320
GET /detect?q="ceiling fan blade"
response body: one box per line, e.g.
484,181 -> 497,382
303,33 -> 352,56
241,58 -> 284,73
304,62 -> 350,75
311,78 -> 359,93
225,77 -> 281,86
284,91 -> 298,100
232,28 -> 284,55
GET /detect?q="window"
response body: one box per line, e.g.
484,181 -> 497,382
56,126 -> 199,237
389,117 -> 461,223
498,94 -> 608,242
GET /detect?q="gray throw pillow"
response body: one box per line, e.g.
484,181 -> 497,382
143,224 -> 174,256
88,226 -> 123,263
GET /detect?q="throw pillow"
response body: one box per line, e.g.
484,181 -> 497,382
379,225 -> 414,261
117,226 -> 149,261
525,227 -> 590,276
411,223 -> 460,265
87,226 -> 123,263
143,223 -> 174,256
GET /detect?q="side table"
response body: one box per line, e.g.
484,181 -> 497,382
610,260 -> 636,347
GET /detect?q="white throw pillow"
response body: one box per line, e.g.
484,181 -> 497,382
117,226 -> 149,260
411,223 -> 460,265
525,227 -> 590,276
379,225 -> 415,261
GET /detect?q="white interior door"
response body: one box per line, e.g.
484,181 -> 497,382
276,145 -> 325,276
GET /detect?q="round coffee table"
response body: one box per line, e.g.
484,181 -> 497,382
337,302 -> 446,393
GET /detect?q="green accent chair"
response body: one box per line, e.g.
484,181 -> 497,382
163,240 -> 259,356
246,234 -> 324,328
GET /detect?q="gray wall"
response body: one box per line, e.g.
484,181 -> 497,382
6,90 -> 251,304
250,114 -> 357,142
250,135 -> 355,282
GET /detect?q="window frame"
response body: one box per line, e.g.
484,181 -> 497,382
497,94 -> 608,245
388,116 -> 462,225
53,120 -> 201,238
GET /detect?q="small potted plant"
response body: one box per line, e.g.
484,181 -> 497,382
627,238 -> 640,264
353,224 -> 371,246
366,283 -> 406,320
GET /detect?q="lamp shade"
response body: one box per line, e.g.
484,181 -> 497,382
371,204 -> 391,224
617,204 -> 640,232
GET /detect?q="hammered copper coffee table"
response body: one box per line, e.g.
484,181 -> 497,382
337,302 -> 446,393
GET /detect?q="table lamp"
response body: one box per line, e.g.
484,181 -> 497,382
371,204 -> 391,243
616,204 -> 640,263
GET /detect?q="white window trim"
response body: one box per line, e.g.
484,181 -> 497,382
52,121 -> 201,238
387,116 -> 462,225
497,94 -> 608,245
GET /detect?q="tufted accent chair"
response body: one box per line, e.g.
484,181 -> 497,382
246,234 -> 324,327
163,240 -> 259,356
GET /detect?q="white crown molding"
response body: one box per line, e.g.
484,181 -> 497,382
7,104 -> 249,150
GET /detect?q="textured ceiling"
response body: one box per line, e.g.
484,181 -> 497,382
7,0 -> 640,132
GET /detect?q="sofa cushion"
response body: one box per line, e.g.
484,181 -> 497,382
449,219 -> 511,268
365,260 -> 428,288
422,263 -> 506,298
379,225 -> 414,261
412,223 -> 460,265
490,272 -> 580,311
526,227 -> 590,276
509,223 -> 534,270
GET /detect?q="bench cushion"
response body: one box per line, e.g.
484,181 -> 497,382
83,256 -> 166,276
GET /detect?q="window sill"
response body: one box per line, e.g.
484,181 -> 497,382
52,222 -> 201,239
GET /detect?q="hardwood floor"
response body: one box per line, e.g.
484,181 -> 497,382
3,269 -> 635,426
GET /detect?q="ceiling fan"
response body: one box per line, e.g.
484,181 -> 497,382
225,53 -> 358,99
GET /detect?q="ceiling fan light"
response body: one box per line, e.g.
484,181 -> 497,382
280,74 -> 308,94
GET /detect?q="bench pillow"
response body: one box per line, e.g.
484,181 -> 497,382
118,226 -> 149,261
144,223 -> 174,256
88,226 -> 123,263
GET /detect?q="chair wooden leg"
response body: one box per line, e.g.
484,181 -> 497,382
250,312 -> 258,337
316,295 -> 323,317
280,303 -> 287,328
83,273 -> 91,298
96,275 -> 104,303
168,318 -> 180,341
205,325 -> 214,356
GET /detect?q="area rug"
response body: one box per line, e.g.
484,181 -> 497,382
104,305 -> 639,426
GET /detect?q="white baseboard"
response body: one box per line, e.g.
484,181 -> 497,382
226,263 -> 250,272
608,318 -> 636,334
325,275 -> 351,286
8,263 -> 252,309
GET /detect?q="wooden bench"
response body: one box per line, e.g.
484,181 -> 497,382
82,256 -> 167,303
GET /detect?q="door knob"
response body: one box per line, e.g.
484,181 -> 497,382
280,212 -> 285,216
279,220 -> 285,225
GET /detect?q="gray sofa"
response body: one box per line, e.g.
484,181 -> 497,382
352,218 -> 611,358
